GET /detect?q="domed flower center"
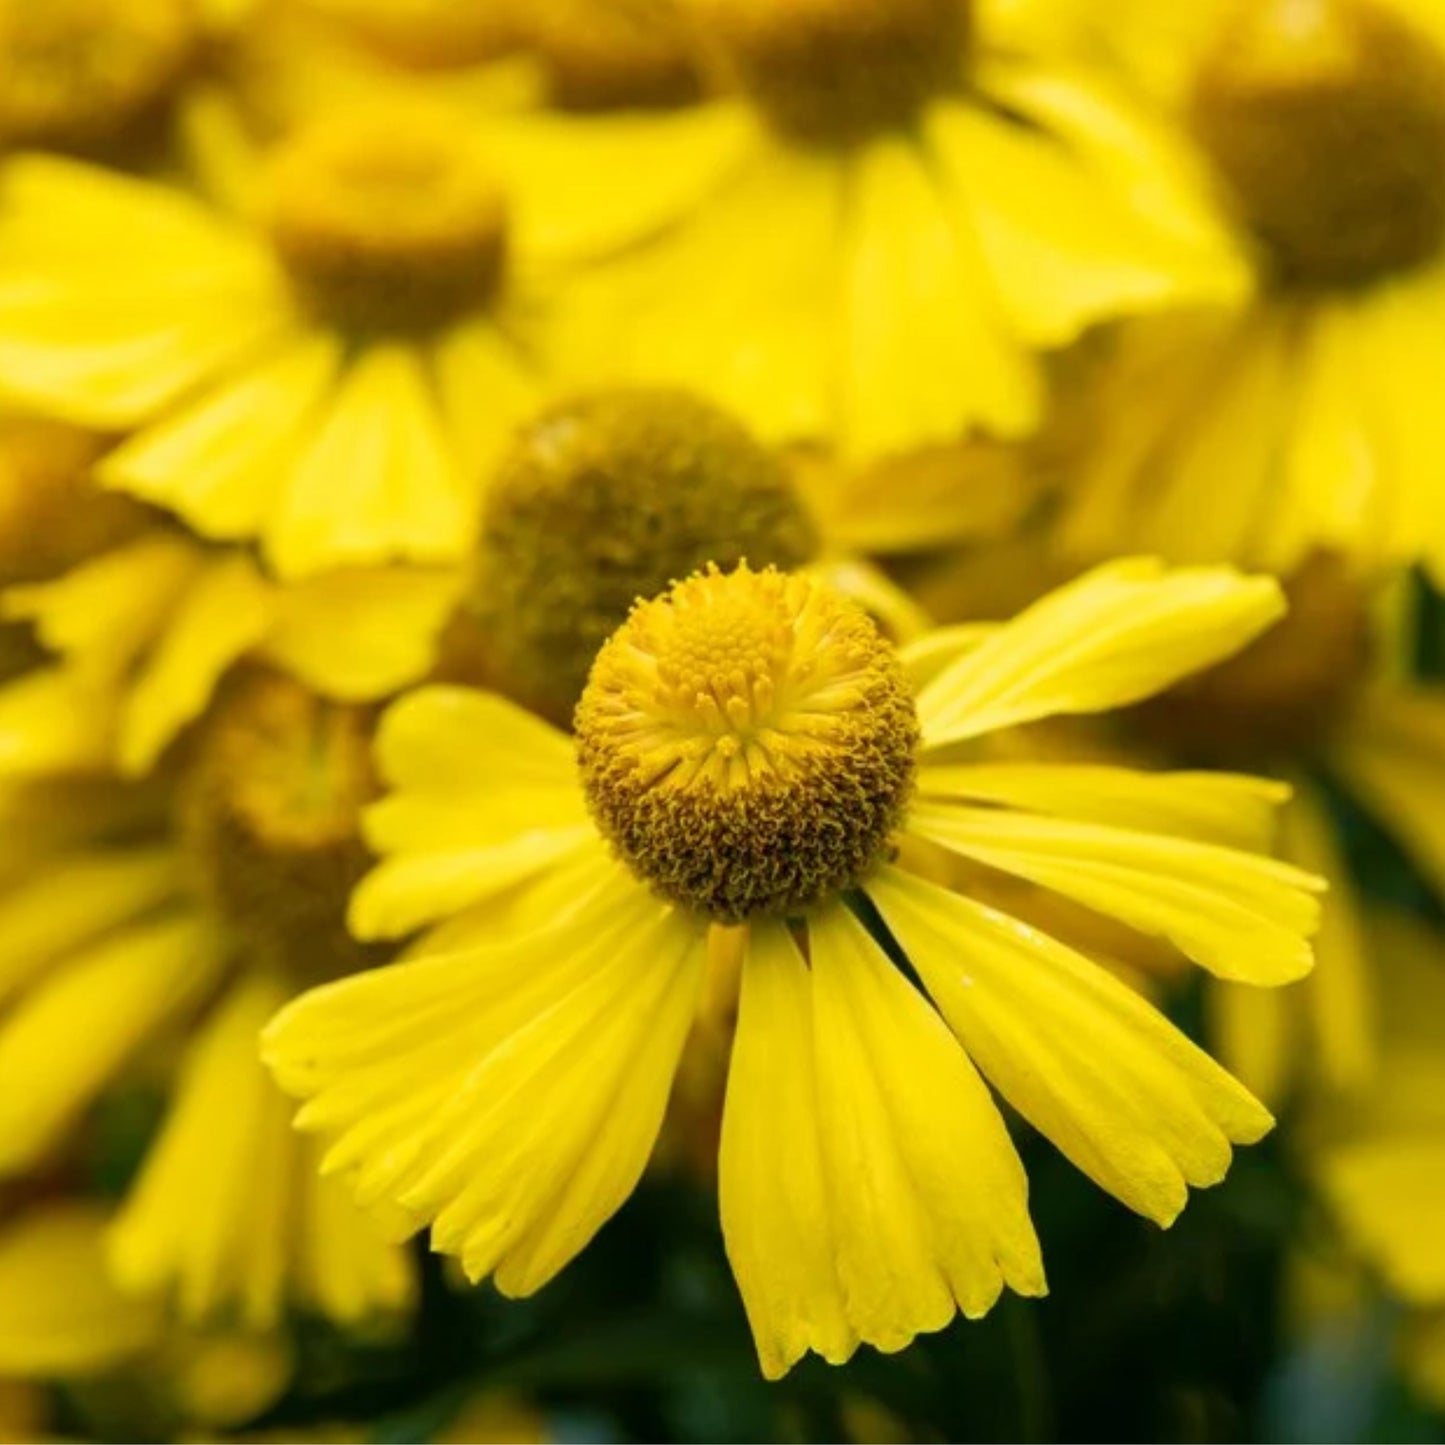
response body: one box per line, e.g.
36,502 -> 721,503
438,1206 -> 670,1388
529,0 -> 702,110
1131,552 -> 1372,764
0,0 -> 197,157
473,389 -> 820,723
177,668 -> 381,983
692,0 -> 971,144
299,0 -> 518,69
265,111 -> 509,335
1191,0 -> 1445,289
577,564 -> 919,922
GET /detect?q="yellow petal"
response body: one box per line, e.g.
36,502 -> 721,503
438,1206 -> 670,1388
111,974 -> 295,1328
1319,1139 -> 1445,1304
915,558 -> 1286,748
1207,980 -> 1293,1114
485,102 -> 755,264
0,668 -> 116,775
0,1204 -> 162,1377
719,918 -> 856,1379
917,762 -> 1290,851
565,145 -> 843,448
805,905 -> 1045,1348
898,622 -> 999,692
263,567 -> 462,702
120,553 -> 275,774
430,318 -> 543,482
295,1137 -> 417,1325
352,688 -> 590,940
0,913 -> 225,1173
265,873 -> 705,1296
870,866 -> 1273,1226
268,345 -> 466,579
6,532 -> 204,678
906,801 -> 1321,983
931,69 -> 1243,347
0,847 -> 182,1007
840,134 -> 1038,456
99,333 -> 342,542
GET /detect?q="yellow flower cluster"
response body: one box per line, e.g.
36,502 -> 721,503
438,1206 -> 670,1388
0,0 -> 1439,1435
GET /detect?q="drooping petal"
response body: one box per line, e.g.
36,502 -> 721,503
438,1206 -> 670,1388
914,558 -> 1286,749
0,667 -> 117,775
869,866 -> 1273,1227
0,913 -> 225,1173
804,905 -> 1045,1347
0,1205 -> 163,1376
268,346 -> 467,578
265,873 -> 707,1297
906,801 -> 1321,983
719,918 -> 856,1380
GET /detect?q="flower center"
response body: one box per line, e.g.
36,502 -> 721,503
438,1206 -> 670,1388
176,667 -> 381,982
472,389 -> 820,723
527,0 -> 703,110
1191,0 -> 1445,289
265,110 -> 509,335
692,0 -> 971,144
297,0 -> 519,69
0,0 -> 197,157
576,564 -> 918,923
1129,551 -> 1372,764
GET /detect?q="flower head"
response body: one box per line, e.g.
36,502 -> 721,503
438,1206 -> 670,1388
266,559 -> 1324,1378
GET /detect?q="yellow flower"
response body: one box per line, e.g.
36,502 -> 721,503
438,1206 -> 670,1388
472,0 -> 1245,460
0,522 -> 460,776
0,698 -> 415,1330
265,558 -> 1322,1378
1064,0 -> 1445,582
0,98 -> 556,578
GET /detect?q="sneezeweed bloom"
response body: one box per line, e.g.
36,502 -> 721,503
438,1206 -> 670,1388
1064,0 -> 1445,582
266,558 -> 1323,1378
0,97 -> 557,579
0,678 -> 415,1330
481,0 -> 1245,460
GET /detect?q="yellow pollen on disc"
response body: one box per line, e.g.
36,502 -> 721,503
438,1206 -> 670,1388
1191,0 -> 1445,288
690,0 -> 971,142
577,564 -> 919,922
265,109 -> 509,334
0,0 -> 197,157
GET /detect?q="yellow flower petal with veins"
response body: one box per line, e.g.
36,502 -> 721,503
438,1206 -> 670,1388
906,801 -> 1321,984
869,867 -> 1272,1226
916,558 -> 1286,747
